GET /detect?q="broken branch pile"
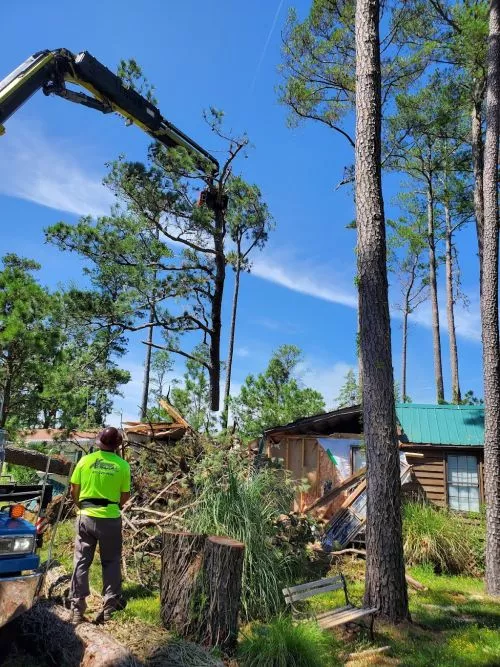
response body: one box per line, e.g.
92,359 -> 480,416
124,400 -> 190,442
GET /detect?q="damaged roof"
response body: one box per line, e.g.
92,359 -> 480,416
265,403 -> 485,447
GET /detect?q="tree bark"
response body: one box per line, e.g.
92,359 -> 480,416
4,445 -> 72,476
472,96 -> 486,285
209,205 -> 226,412
160,531 -> 244,651
160,531 -> 206,637
196,536 -> 244,651
481,0 -> 500,597
402,307 -> 408,403
355,0 -> 409,622
0,353 -> 13,428
427,180 -> 445,403
139,317 -> 154,421
444,201 -> 461,403
222,262 -> 241,430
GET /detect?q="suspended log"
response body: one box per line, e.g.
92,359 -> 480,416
4,445 -> 72,476
196,536 -> 244,651
160,531 -> 206,636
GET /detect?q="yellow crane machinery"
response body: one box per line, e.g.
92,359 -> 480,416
0,48 -> 219,175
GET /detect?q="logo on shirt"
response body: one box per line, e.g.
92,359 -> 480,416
90,460 -> 119,475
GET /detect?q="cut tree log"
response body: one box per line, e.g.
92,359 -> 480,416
43,564 -> 72,601
18,601 -> 138,667
160,531 -> 245,652
196,536 -> 244,651
160,531 -> 206,637
5,445 -> 72,476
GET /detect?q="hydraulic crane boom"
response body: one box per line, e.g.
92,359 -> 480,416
0,48 -> 219,174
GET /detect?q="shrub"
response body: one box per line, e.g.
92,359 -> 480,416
238,616 -> 339,667
186,449 -> 309,621
403,501 -> 484,575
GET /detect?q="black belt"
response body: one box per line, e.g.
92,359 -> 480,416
80,497 -> 119,509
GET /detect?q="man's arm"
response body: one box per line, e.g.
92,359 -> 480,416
120,491 -> 130,509
71,483 -> 80,506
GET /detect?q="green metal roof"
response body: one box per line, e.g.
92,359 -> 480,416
395,404 -> 484,446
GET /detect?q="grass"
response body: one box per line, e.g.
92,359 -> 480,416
41,519 -> 500,666
402,502 -> 484,575
239,616 -> 341,667
289,559 -> 500,666
187,452 -> 298,621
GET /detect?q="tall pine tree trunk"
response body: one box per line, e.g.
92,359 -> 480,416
482,0 -> 500,597
444,201 -> 461,404
472,96 -> 485,284
427,180 -> 445,402
140,316 -> 154,420
222,262 -> 241,430
355,0 -> 408,622
209,205 -> 226,412
401,307 -> 409,403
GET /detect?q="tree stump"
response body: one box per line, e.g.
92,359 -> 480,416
160,531 -> 206,636
197,536 -> 244,651
160,532 -> 245,652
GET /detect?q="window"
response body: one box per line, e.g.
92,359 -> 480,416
351,446 -> 366,474
447,455 -> 480,513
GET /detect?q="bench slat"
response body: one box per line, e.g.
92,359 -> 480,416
318,607 -> 378,630
316,605 -> 353,620
284,581 -> 346,603
282,576 -> 344,597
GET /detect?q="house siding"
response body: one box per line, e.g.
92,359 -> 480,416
401,445 -> 484,509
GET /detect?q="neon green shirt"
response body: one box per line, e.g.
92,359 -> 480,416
71,450 -> 131,519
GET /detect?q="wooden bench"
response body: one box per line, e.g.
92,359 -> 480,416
282,575 -> 378,639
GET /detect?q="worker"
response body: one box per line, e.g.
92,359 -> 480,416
69,426 -> 131,625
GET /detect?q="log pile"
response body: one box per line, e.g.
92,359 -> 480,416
160,531 -> 245,652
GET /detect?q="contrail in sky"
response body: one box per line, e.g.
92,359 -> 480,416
250,0 -> 285,93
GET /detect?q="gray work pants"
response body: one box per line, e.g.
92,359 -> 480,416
70,515 -> 122,612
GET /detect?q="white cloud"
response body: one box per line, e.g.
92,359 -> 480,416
0,122 -> 114,217
235,346 -> 250,358
252,252 -> 358,309
408,298 -> 481,343
297,359 -> 355,409
252,249 -> 481,344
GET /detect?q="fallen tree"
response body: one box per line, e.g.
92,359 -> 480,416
4,445 -> 72,476
17,601 -> 138,667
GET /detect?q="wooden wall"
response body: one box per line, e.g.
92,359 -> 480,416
267,436 -> 339,510
402,449 -> 446,506
401,446 -> 484,508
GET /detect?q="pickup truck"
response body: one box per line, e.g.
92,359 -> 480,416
0,431 -> 53,628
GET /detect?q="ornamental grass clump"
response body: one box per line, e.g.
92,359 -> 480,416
187,449 -> 306,621
238,616 -> 340,667
403,501 -> 484,575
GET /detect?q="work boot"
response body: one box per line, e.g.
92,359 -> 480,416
93,608 -> 113,625
70,608 -> 85,625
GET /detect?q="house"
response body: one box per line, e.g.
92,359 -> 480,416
264,403 -> 485,514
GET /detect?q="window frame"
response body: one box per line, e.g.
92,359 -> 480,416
445,452 -> 482,514
350,445 -> 366,475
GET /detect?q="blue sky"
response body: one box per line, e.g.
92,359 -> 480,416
0,0 -> 482,423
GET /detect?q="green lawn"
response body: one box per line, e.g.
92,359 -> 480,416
42,523 -> 500,666
303,561 -> 500,666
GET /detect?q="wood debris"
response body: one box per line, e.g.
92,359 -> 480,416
123,399 -> 190,442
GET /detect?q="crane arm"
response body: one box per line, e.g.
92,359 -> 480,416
0,48 -> 219,174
